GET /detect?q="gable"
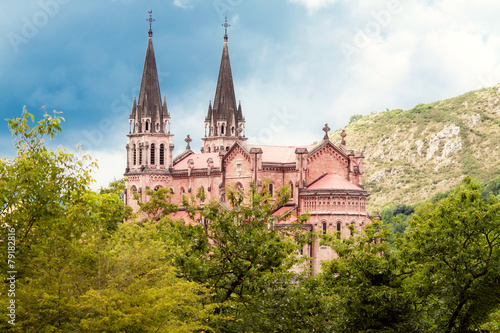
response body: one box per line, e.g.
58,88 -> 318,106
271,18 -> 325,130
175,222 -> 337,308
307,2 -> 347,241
222,141 -> 251,167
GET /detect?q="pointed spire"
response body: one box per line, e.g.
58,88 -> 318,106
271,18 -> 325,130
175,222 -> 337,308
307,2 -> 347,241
132,11 -> 165,134
210,19 -> 238,126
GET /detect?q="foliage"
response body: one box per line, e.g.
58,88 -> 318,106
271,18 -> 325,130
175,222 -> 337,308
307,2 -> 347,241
163,184 -> 310,332
0,109 -> 209,332
380,203 -> 415,234
400,176 -> 500,332
316,220 -> 420,333
349,113 -> 363,124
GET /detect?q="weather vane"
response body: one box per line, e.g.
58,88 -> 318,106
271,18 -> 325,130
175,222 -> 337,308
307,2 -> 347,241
222,16 -> 230,40
147,10 -> 155,37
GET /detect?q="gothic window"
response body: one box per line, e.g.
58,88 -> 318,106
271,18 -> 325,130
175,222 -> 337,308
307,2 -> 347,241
139,147 -> 142,165
268,183 -> 274,197
130,186 -> 137,200
199,186 -> 205,203
337,222 -> 341,239
154,185 -> 161,191
208,147 -> 211,153
231,126 -> 235,135
226,146 -> 229,151
150,143 -> 155,165
289,182 -> 294,198
180,187 -> 185,194
156,123 -> 159,131
236,182 -> 244,195
159,144 -> 165,165
221,124 -> 225,135
133,144 -> 137,165
145,121 -> 149,131
322,222 -> 327,235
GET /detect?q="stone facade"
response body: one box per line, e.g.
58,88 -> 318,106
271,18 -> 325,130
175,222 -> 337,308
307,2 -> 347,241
124,27 -> 368,274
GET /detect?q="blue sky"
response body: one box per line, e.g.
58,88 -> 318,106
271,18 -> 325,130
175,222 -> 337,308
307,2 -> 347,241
2,0 -> 500,188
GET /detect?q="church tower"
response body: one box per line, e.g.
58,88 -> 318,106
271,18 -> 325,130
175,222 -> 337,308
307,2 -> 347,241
125,11 -> 174,206
202,17 -> 246,153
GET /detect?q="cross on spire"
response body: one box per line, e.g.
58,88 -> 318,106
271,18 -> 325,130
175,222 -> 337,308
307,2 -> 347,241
222,16 -> 230,41
146,10 -> 155,37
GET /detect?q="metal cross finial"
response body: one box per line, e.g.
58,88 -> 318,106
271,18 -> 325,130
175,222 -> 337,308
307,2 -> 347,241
340,129 -> 347,145
222,16 -> 230,41
323,123 -> 331,140
146,10 -> 155,37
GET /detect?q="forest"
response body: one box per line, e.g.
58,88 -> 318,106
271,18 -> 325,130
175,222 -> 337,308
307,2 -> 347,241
1,110 -> 499,332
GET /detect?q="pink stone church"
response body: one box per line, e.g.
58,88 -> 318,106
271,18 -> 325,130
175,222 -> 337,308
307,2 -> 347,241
124,19 -> 368,273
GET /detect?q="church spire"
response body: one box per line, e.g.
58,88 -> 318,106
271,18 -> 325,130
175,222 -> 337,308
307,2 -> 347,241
202,17 -> 246,153
129,11 -> 169,134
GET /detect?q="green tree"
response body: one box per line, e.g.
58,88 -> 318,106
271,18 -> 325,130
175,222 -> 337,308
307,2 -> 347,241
0,109 -> 210,332
163,184 -> 310,332
349,113 -> 363,124
316,220 -> 420,333
401,177 -> 500,332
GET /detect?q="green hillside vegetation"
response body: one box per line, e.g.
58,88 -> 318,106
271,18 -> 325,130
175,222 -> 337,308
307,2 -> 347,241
331,84 -> 500,210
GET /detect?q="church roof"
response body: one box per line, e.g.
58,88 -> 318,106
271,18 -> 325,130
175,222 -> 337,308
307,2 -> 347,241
306,173 -> 363,191
248,144 -> 315,164
172,152 -> 221,170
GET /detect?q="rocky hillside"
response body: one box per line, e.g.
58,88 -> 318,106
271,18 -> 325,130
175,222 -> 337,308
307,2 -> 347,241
329,85 -> 500,210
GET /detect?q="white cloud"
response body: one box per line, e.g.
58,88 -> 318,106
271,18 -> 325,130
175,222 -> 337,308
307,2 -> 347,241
288,0 -> 338,11
87,149 -> 127,191
173,0 -> 194,9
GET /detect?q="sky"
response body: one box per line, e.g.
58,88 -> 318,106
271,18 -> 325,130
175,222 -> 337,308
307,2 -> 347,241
1,0 -> 500,189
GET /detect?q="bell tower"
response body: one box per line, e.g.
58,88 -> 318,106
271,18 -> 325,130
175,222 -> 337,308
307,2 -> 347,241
202,17 -> 246,153
125,11 -> 174,206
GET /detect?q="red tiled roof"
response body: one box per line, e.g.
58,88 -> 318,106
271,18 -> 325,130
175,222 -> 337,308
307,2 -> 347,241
248,144 -> 314,163
272,205 -> 298,223
272,205 -> 294,217
306,173 -> 363,191
173,152 -> 220,170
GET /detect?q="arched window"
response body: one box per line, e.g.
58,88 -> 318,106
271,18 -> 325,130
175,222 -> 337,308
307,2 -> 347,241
322,222 -> 327,235
139,147 -> 142,165
236,182 -> 244,195
226,146 -> 229,151
145,121 -> 149,131
154,185 -> 161,191
159,144 -> 165,165
180,187 -> 185,194
133,144 -> 137,165
336,222 -> 341,239
150,143 -> 155,165
221,124 -> 225,135
199,186 -> 205,203
289,182 -> 294,198
268,183 -> 274,196
207,147 -> 211,153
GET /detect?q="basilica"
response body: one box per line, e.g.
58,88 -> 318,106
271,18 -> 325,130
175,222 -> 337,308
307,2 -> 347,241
124,19 -> 368,273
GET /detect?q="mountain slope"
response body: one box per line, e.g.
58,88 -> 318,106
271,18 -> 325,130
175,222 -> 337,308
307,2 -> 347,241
329,85 -> 500,209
